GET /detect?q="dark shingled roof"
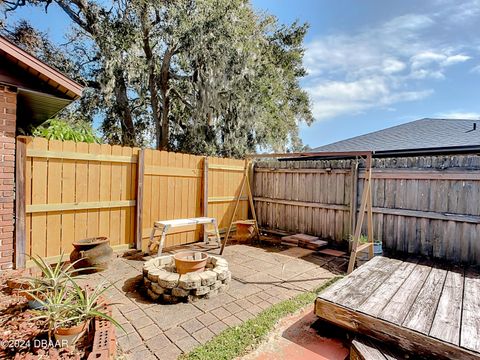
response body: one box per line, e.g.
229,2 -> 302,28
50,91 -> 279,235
312,118 -> 480,153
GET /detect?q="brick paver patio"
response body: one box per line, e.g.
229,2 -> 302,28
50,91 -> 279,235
86,244 -> 339,360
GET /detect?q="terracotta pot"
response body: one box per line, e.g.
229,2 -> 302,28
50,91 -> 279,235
70,237 -> 113,273
234,220 -> 256,242
173,251 -> 208,275
54,320 -> 90,347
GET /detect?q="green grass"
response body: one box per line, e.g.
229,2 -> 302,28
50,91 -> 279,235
181,276 -> 342,360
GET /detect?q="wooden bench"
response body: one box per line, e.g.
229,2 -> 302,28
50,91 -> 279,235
147,217 -> 221,256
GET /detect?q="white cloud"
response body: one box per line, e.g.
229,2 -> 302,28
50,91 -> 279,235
436,111 -> 480,119
471,64 -> 480,73
306,77 -> 433,121
304,10 -> 476,121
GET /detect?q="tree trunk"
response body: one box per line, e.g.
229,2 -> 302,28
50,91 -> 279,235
113,68 -> 136,146
158,47 -> 175,150
140,5 -> 162,149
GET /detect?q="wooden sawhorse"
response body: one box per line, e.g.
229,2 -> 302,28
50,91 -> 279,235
147,217 -> 221,256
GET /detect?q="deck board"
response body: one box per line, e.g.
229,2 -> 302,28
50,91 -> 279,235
429,267 -> 464,345
461,268 -> 480,352
379,260 -> 431,324
402,266 -> 447,334
315,256 -> 480,360
357,259 -> 417,317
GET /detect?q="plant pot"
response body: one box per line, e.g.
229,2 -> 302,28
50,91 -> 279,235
173,251 -> 208,275
54,320 -> 90,347
234,220 -> 256,242
70,237 -> 113,273
373,241 -> 383,256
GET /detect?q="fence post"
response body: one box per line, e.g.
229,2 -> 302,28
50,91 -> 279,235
15,137 -> 26,269
203,157 -> 209,241
349,160 -> 359,245
135,149 -> 145,250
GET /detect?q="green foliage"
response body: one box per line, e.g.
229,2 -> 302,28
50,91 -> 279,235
25,254 -> 123,340
181,276 -> 342,360
3,0 -> 314,155
31,119 -> 100,143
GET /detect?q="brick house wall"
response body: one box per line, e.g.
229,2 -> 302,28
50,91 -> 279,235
0,85 -> 16,270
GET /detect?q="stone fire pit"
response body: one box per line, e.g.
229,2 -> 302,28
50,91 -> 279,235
142,254 -> 231,303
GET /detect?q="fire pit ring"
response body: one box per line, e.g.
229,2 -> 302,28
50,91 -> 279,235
142,254 -> 231,303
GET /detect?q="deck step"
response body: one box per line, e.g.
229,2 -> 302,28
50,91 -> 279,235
350,337 -> 404,360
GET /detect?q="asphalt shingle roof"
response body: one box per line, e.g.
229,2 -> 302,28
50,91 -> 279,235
312,118 -> 480,153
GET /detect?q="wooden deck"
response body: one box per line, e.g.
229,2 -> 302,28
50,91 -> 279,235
315,256 -> 480,360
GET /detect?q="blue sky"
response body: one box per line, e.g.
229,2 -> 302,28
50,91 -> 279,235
5,0 -> 480,148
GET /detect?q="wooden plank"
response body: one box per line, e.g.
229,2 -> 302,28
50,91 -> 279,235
359,169 -> 480,181
98,144 -> 112,245
461,268 -> 480,352
74,142 -> 89,243
332,257 -> 402,309
46,140 -> 62,257
320,256 -> 383,301
429,267 -> 464,345
144,165 -> 200,178
350,338 -> 388,360
371,206 -> 480,224
315,297 -> 480,360
15,138 -> 27,268
86,142 -> 101,239
109,145 -> 122,246
254,168 -> 350,174
135,150 -> 145,250
208,163 -> 244,171
379,261 -> 432,325
402,266 -> 448,334
120,146 -> 131,245
357,259 -> 417,317
208,196 -> 248,203
26,200 -> 136,213
254,197 -> 349,211
30,137 -> 48,258
26,148 -> 137,163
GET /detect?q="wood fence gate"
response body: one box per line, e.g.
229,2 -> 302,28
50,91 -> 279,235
15,137 -> 247,268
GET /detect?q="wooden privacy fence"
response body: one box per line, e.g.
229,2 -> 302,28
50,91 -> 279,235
15,136 -> 247,267
136,150 -> 247,251
253,155 -> 480,264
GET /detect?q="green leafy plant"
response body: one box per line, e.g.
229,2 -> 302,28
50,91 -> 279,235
31,118 -> 100,143
26,254 -> 86,294
25,255 -> 123,343
349,234 -> 370,244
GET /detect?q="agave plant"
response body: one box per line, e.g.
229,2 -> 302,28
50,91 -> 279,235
26,253 -> 93,294
66,281 -> 124,330
25,255 -> 123,344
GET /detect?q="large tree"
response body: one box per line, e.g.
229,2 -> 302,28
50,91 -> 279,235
3,0 -> 313,156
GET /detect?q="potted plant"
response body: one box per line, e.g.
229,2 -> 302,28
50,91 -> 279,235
24,254 -> 123,347
32,280 -> 123,347
19,254 -> 86,309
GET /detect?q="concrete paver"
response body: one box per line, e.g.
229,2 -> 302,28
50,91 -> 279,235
85,244 -> 337,359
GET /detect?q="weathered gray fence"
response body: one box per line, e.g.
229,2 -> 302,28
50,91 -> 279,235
253,155 -> 480,264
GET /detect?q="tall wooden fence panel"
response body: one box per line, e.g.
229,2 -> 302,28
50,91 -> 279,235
207,158 -> 248,231
19,136 -> 138,266
17,137 -> 248,267
139,149 -> 204,250
136,151 -> 248,251
253,155 -> 480,264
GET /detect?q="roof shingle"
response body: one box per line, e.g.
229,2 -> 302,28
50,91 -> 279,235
312,118 -> 480,153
